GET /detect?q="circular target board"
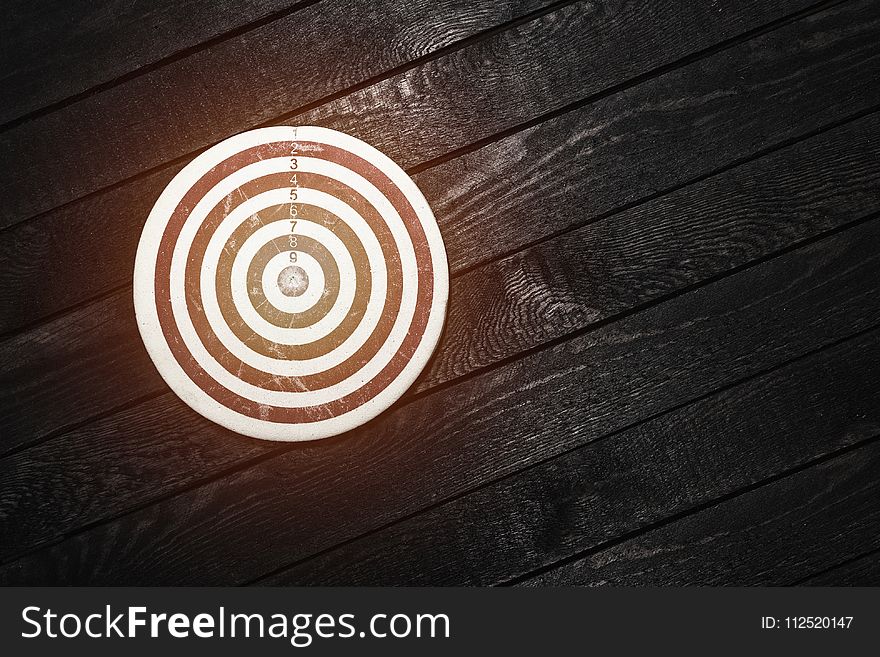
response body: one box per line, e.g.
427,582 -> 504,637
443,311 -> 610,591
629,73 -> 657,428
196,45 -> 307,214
134,126 -> 449,441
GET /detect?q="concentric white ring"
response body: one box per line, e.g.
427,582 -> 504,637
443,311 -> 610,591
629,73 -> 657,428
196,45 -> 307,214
259,251 -> 326,315
134,125 -> 449,441
210,195 -> 370,346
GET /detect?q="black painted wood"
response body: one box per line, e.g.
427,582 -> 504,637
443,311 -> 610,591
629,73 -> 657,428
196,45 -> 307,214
800,549 -> 880,586
523,440 -> 880,586
4,1 -> 880,451
0,0 -> 309,127
0,0 -> 557,229
2,216 -> 879,584
1,0 -> 878,586
2,111 -> 880,560
263,328 -> 880,585
0,0 -> 826,334
421,0 -> 880,274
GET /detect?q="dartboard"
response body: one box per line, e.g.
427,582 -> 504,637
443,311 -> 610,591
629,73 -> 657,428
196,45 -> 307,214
134,126 -> 449,441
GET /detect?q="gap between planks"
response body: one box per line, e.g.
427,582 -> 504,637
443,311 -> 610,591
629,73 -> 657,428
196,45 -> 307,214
0,0 -> 837,236
1,210 -> 876,580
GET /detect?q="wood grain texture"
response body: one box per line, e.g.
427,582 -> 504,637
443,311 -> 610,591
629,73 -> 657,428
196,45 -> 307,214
523,440 -> 880,586
262,328 -> 880,585
292,0 -> 820,175
800,549 -> 880,585
421,0 -> 880,273
3,0 -> 878,448
3,0 -> 878,588
0,0 -> 307,126
0,292 -> 162,454
419,113 -> 880,391
0,397 -> 278,564
0,0 -> 824,332
2,107 -> 879,560
2,216 -> 878,584
0,0 -> 556,229
3,106 -> 878,455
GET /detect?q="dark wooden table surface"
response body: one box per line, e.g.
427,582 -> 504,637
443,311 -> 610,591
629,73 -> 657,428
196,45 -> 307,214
1,0 -> 879,586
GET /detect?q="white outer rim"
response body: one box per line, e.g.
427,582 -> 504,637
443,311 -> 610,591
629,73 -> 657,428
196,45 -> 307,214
133,126 -> 448,441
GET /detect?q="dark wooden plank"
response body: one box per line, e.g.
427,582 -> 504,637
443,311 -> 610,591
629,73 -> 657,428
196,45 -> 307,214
420,113 -> 880,392
523,440 -> 880,586
0,0 -> 872,335
0,0 -> 307,127
292,0 -> 822,174
800,549 -> 880,585
0,0 -> 829,235
3,105 -> 879,456
0,292 -> 162,454
0,394 -> 277,564
261,328 -> 880,585
0,0 -> 557,229
2,0 -> 876,453
5,114 -> 879,560
420,0 -> 880,274
1,216 -> 878,583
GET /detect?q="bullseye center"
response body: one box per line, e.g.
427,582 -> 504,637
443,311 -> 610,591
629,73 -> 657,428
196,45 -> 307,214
277,265 -> 309,297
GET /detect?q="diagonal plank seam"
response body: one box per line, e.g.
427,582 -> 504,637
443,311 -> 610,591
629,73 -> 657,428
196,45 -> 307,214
4,215 -> 878,568
406,0 -> 849,176
245,320 -> 880,585
503,432 -> 880,586
793,545 -> 880,584
0,0 -> 839,237
0,0 -> 321,133
3,81 -> 877,350
0,0 -> 577,233
2,132 -> 879,459
448,101 -> 880,279
2,0 -> 869,339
